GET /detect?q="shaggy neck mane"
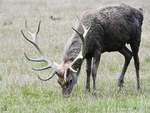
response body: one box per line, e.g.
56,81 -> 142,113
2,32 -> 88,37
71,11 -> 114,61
63,32 -> 81,63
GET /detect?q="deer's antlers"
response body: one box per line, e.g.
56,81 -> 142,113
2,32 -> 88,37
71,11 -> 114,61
21,20 -> 59,81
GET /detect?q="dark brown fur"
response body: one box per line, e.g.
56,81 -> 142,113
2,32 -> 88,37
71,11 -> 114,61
62,4 -> 143,97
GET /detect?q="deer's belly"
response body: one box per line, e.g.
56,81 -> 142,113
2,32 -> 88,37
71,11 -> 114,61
102,42 -> 126,52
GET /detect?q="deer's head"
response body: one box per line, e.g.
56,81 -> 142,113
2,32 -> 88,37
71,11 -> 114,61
21,18 -> 90,97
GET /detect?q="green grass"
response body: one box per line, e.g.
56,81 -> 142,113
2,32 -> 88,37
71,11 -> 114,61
144,57 -> 150,63
0,75 -> 2,81
0,0 -> 150,112
0,84 -> 149,113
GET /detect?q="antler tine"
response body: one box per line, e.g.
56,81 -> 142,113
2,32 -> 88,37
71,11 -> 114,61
37,70 -> 57,81
64,70 -> 67,82
69,51 -> 83,71
32,65 -> 51,71
72,27 -> 85,54
24,53 -> 47,62
32,62 -> 59,71
72,27 -> 84,44
36,20 -> 41,35
64,51 -> 83,82
25,20 -> 33,39
21,30 -> 47,62
76,16 -> 91,38
25,20 -> 41,42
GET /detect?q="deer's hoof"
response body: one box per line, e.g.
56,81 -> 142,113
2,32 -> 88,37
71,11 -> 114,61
92,90 -> 97,98
137,86 -> 141,91
85,89 -> 90,94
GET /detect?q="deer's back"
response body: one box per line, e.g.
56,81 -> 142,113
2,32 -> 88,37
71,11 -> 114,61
83,4 -> 143,54
63,4 -> 143,62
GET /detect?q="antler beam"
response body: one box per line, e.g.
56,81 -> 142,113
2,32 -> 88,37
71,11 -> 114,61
21,20 -> 58,80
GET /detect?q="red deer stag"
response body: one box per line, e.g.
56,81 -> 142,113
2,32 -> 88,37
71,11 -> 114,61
21,4 -> 143,97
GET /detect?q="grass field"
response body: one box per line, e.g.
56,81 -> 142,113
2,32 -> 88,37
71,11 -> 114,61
0,0 -> 150,112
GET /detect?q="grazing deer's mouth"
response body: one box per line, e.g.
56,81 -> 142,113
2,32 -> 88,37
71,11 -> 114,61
57,77 -> 74,98
62,81 -> 74,98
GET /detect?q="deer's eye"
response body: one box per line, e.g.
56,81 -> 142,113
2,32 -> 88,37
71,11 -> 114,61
69,79 -> 72,84
65,82 -> 69,87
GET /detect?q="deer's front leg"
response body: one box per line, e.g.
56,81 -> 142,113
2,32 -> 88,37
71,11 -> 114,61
85,58 -> 92,93
92,50 -> 101,97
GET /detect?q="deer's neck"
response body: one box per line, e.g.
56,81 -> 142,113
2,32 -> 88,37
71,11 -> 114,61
63,34 -> 81,63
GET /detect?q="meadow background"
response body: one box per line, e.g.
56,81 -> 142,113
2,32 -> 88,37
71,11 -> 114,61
0,0 -> 150,112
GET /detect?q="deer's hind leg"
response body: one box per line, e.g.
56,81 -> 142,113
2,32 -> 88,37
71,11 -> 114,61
118,46 -> 132,92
